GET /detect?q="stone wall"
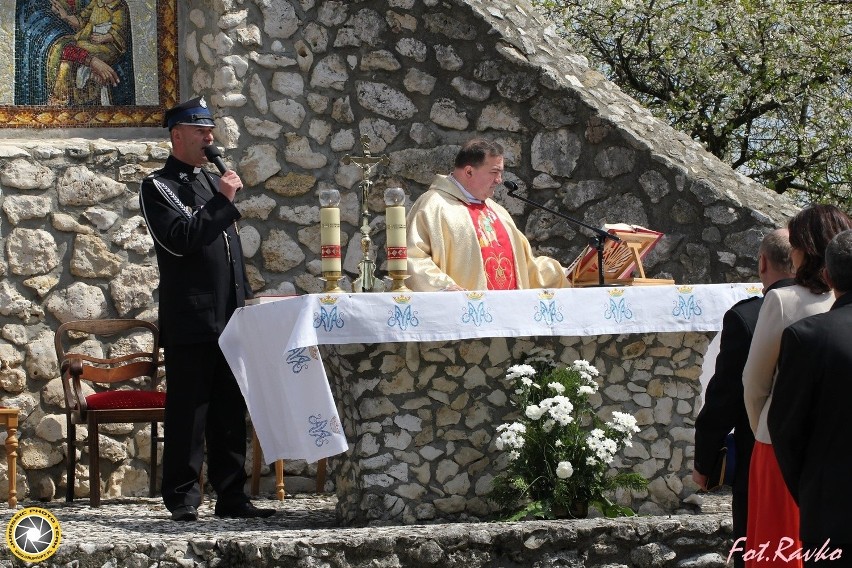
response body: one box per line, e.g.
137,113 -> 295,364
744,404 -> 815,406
324,334 -> 712,525
1,0 -> 796,503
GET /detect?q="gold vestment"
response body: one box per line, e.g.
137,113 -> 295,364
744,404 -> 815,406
406,175 -> 570,292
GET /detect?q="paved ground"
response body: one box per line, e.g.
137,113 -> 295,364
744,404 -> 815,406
0,493 -> 730,544
0,490 -> 732,549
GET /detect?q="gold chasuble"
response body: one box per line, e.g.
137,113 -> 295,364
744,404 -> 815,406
406,175 -> 571,292
465,202 -> 517,290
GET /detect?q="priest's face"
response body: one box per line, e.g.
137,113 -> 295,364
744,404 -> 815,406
460,154 -> 504,201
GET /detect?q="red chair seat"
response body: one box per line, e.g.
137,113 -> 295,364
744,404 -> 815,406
85,391 -> 165,410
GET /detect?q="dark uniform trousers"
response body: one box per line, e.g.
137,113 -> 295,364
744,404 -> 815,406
161,342 -> 248,510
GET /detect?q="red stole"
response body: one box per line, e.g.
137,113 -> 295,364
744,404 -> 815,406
464,202 -> 517,290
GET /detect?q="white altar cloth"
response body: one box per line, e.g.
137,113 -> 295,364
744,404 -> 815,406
219,284 -> 760,464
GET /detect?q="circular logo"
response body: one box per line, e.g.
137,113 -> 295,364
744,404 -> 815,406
5,507 -> 61,562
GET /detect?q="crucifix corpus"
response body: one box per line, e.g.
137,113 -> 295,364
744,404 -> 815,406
342,135 -> 390,293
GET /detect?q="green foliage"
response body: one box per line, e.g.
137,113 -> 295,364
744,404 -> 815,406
534,0 -> 852,211
489,355 -> 648,520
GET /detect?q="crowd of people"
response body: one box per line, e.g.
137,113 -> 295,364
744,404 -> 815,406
695,205 -> 852,567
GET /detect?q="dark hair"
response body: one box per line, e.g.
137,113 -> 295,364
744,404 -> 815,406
454,139 -> 504,169
759,230 -> 792,274
788,204 -> 852,293
826,230 -> 852,293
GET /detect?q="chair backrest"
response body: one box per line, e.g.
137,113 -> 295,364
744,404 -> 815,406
54,319 -> 162,415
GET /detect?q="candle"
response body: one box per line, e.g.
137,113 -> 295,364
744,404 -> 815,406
384,187 -> 407,272
319,189 -> 341,273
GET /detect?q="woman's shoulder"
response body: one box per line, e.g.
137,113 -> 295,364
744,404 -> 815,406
765,283 -> 833,320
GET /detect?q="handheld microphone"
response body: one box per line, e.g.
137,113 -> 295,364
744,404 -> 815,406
203,145 -> 229,175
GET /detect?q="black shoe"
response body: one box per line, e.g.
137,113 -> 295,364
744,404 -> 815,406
171,504 -> 198,522
214,501 -> 276,519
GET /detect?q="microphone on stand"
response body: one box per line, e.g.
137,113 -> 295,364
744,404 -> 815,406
203,145 -> 229,175
503,180 -> 620,287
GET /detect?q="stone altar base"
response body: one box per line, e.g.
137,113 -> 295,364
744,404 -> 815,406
322,333 -> 711,526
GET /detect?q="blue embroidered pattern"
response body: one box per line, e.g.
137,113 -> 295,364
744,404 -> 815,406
462,299 -> 493,327
387,304 -> 420,330
286,347 -> 312,373
672,293 -> 703,320
308,414 -> 332,447
604,296 -> 634,323
313,305 -> 345,332
534,299 -> 564,325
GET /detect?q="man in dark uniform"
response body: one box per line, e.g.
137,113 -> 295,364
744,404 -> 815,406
139,96 -> 274,521
692,228 -> 794,568
769,229 -> 852,567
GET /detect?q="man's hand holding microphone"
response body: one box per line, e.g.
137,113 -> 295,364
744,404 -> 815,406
204,145 -> 243,201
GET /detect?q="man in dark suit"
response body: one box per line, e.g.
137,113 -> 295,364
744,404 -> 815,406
769,229 -> 852,566
139,97 -> 274,521
693,229 -> 794,568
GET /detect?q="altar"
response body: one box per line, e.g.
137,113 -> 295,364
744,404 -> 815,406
219,284 -> 757,524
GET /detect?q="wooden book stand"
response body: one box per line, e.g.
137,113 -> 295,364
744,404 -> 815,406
566,224 -> 674,287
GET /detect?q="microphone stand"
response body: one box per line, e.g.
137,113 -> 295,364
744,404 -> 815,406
505,183 -> 621,287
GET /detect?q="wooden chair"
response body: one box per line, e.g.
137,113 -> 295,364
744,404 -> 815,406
54,319 -> 165,507
249,431 -> 326,500
1,407 -> 19,508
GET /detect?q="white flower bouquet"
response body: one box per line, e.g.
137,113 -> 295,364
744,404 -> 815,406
490,356 -> 648,519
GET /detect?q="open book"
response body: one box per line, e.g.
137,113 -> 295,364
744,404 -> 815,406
565,223 -> 674,287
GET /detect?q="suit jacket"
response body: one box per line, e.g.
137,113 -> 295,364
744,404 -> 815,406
139,155 -> 252,346
742,284 -> 834,443
406,174 -> 569,291
694,296 -> 761,494
768,292 -> 852,543
694,280 -> 794,495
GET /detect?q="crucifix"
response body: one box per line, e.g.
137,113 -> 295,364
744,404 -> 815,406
342,135 -> 390,293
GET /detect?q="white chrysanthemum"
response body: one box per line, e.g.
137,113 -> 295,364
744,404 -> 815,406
556,461 -> 574,479
587,428 -> 618,463
495,422 -> 526,451
506,364 -> 536,381
540,395 -> 573,426
542,419 -> 556,433
554,439 -> 563,447
578,385 -> 595,395
609,411 -> 640,435
548,382 -> 566,394
521,377 -> 533,387
525,404 -> 545,420
509,450 -> 520,461
571,360 -> 600,378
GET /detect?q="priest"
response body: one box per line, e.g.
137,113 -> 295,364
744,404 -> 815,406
406,138 -> 571,291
